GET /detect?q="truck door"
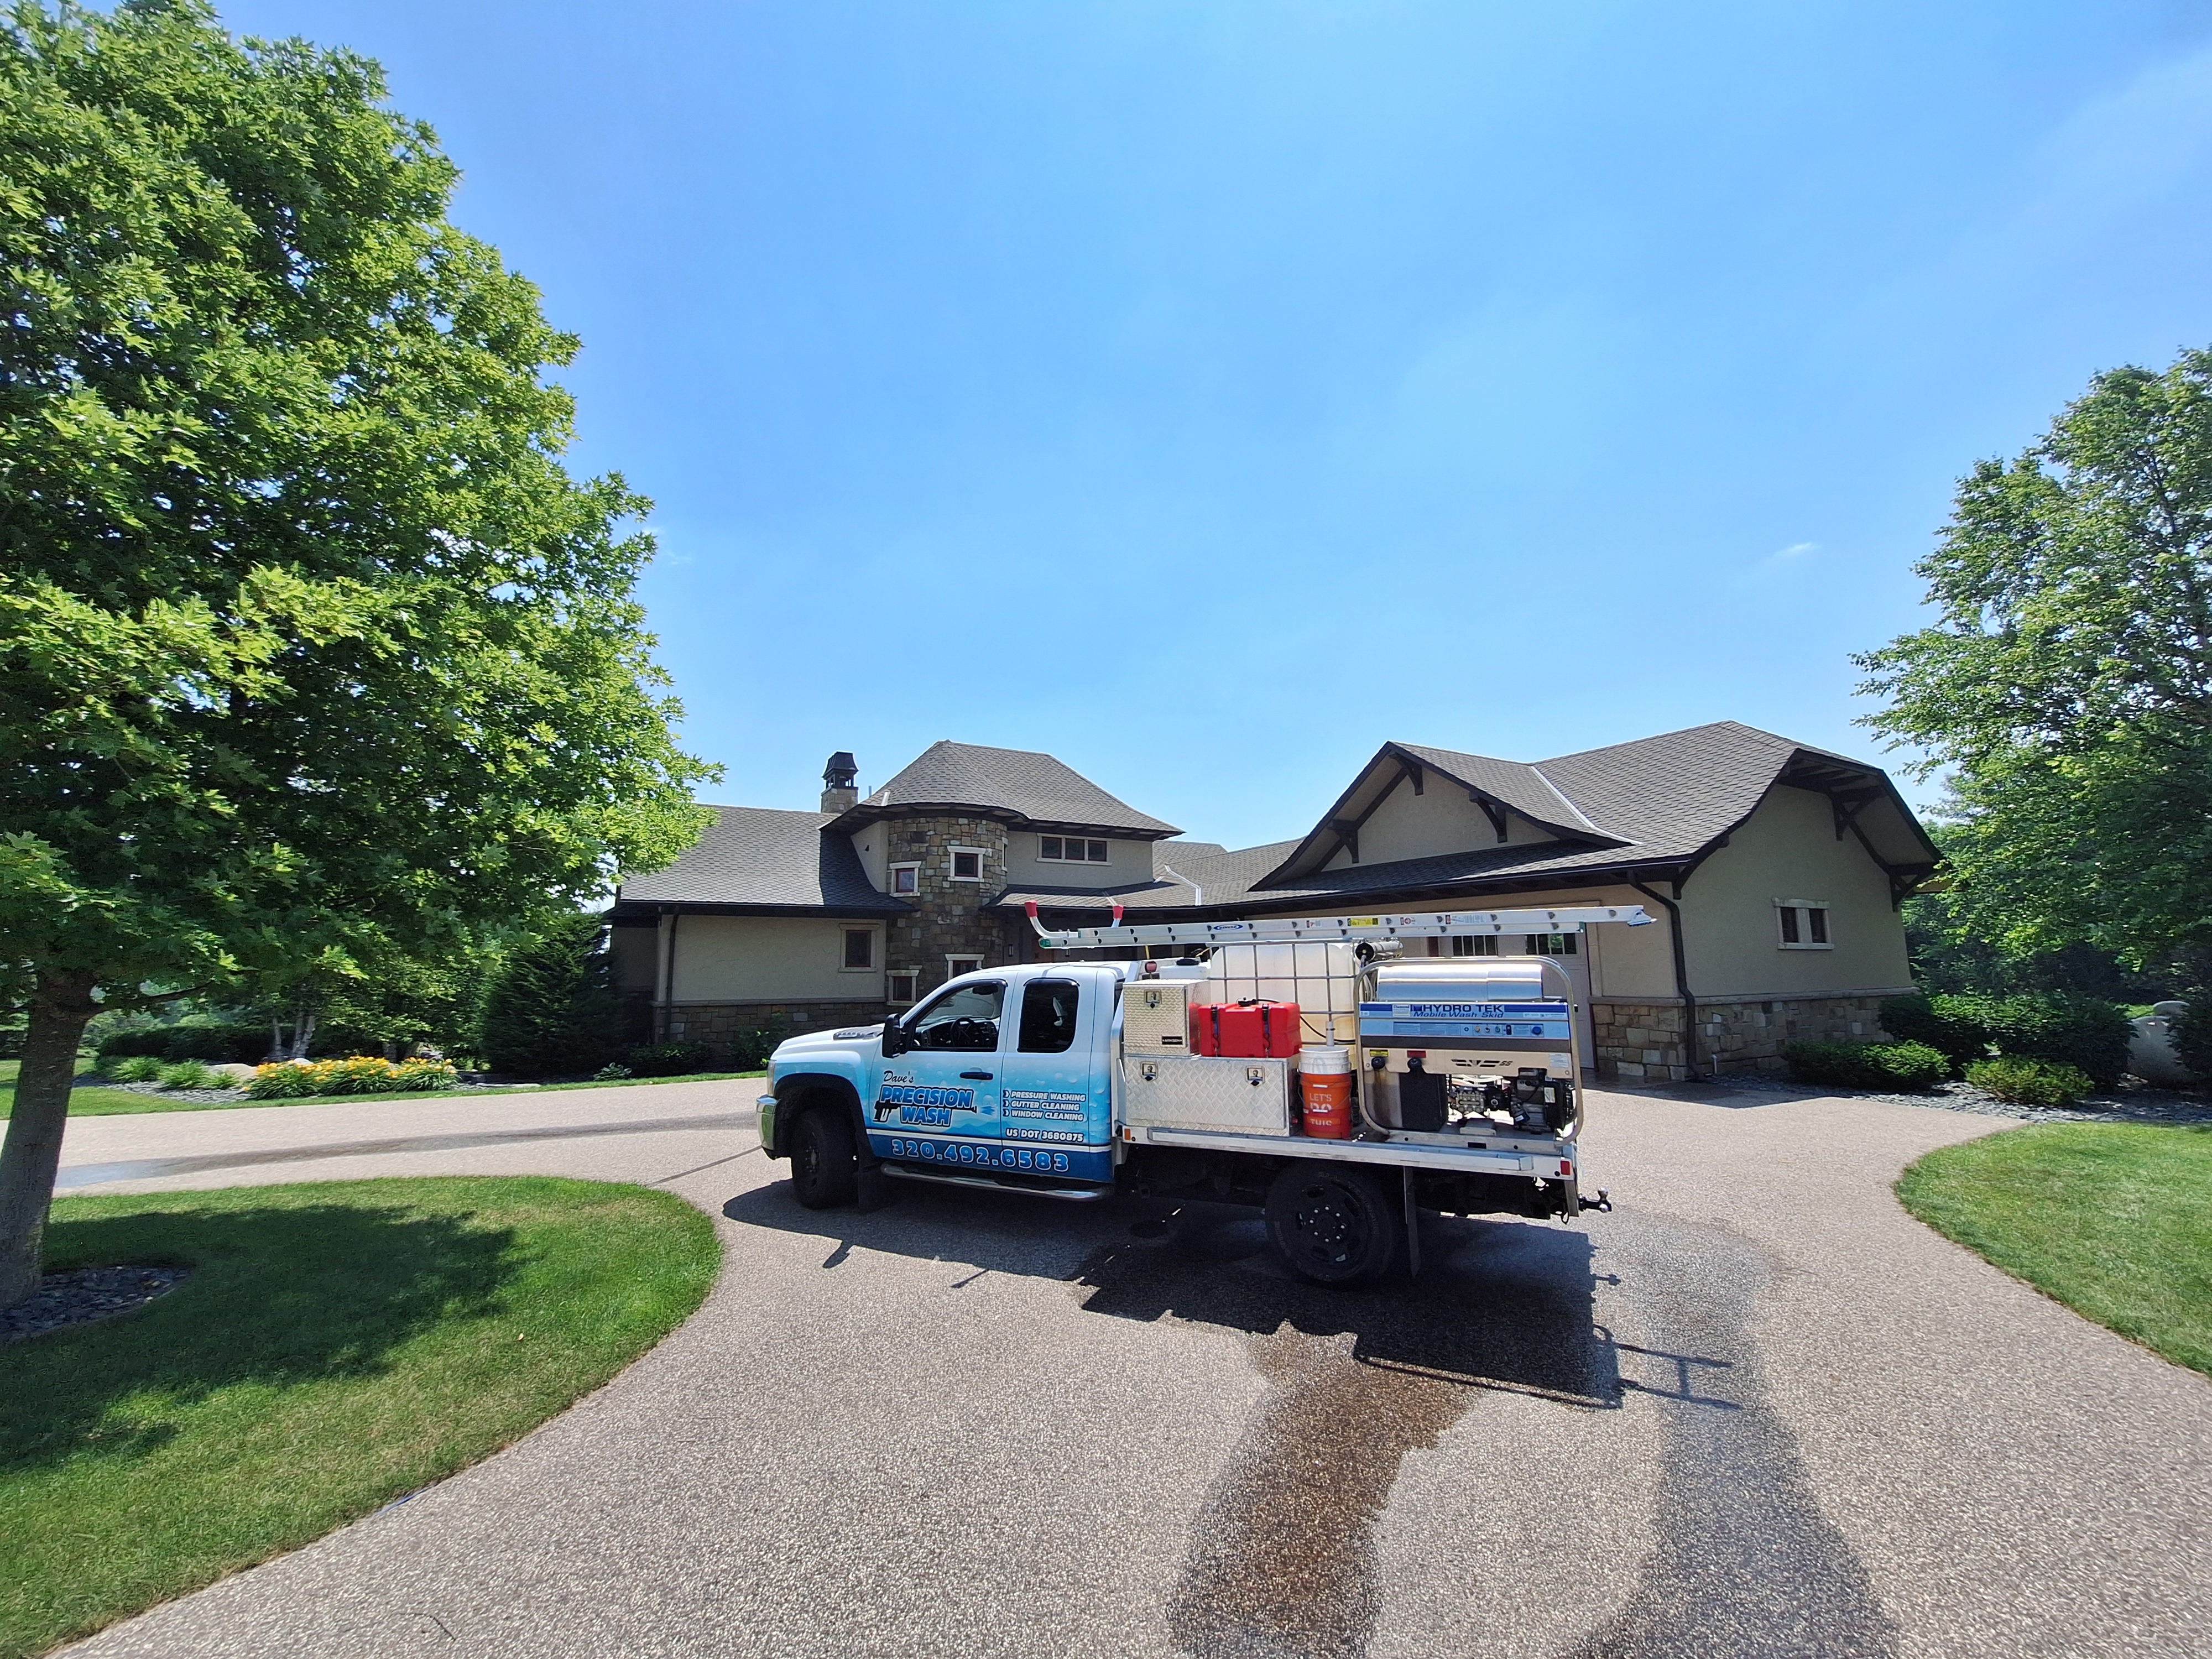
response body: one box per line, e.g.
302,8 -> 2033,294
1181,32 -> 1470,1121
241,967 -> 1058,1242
868,979 -> 1005,1171
996,974 -> 1113,1184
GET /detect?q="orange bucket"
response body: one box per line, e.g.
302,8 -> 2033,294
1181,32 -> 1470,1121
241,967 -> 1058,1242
1298,1046 -> 1353,1139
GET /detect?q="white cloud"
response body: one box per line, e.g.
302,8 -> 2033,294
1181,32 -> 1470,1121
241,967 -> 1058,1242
1764,540 -> 1819,564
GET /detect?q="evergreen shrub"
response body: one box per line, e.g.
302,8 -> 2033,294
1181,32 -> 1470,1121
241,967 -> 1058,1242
624,1041 -> 715,1078
1960,993 -> 2131,1088
481,915 -> 625,1078
1783,1040 -> 1950,1091
1877,994 -> 1991,1071
97,1024 -> 267,1066
2172,1000 -> 2211,1084
1965,1056 -> 2095,1107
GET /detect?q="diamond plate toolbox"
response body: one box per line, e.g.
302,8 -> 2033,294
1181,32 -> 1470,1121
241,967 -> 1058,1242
1123,981 -> 1197,1054
1123,1055 -> 1291,1135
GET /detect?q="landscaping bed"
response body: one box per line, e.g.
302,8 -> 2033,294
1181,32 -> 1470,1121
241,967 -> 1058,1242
0,1177 -> 719,1658
0,1059 -> 765,1118
1897,1123 -> 2212,1379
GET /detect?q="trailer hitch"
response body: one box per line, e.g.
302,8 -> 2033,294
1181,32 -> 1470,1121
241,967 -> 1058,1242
1583,1188 -> 1613,1213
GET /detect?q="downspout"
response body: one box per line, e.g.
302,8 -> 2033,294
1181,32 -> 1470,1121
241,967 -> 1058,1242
1627,877 -> 1701,1079
658,912 -> 680,1042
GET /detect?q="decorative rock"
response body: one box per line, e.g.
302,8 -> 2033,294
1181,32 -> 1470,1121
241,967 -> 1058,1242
2,1265 -> 191,1343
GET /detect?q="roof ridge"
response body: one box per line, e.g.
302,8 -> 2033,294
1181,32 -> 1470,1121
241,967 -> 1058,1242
1538,719 -> 1778,767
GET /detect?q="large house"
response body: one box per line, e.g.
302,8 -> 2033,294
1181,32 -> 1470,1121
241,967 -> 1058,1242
608,723 -> 1940,1081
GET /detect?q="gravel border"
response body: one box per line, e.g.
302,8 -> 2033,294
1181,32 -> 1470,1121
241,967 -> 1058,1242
2,1265 -> 191,1343
81,1077 -> 249,1105
1644,1070 -> 2212,1127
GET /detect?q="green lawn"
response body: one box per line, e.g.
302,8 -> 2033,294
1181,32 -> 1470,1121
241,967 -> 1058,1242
0,1177 -> 719,1658
0,1058 -> 765,1118
1897,1123 -> 2212,1378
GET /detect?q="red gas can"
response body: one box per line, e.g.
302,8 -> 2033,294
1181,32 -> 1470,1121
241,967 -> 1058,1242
1192,1000 -> 1301,1058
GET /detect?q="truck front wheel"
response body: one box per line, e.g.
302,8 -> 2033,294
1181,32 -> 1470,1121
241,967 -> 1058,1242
1265,1162 -> 1400,1286
790,1104 -> 858,1209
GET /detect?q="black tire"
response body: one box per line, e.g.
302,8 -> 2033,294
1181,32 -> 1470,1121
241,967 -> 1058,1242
791,1103 -> 859,1209
1265,1162 -> 1401,1286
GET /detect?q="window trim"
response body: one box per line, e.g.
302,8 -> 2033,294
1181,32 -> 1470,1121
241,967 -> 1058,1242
888,861 -> 921,896
1775,899 -> 1834,951
945,954 -> 985,979
1038,835 -> 1109,864
948,846 -> 987,882
839,927 -> 877,972
886,969 -> 919,1006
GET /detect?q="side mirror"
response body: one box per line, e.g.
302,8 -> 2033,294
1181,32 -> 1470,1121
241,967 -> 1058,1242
880,1020 -> 910,1057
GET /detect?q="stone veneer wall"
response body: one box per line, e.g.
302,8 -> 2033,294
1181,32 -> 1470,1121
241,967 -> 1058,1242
664,999 -> 888,1047
881,814 -> 1013,1000
1593,993 -> 1896,1083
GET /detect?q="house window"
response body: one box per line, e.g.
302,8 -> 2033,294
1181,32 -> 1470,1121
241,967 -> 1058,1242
1524,933 -> 1579,956
950,847 -> 985,881
1449,936 -> 1500,957
887,970 -> 919,1006
842,928 -> 875,971
889,862 -> 920,895
946,954 -> 984,979
1040,836 -> 1109,863
1776,900 -> 1832,950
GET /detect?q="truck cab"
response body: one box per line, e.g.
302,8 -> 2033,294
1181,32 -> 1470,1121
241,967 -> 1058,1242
760,963 -> 1125,1203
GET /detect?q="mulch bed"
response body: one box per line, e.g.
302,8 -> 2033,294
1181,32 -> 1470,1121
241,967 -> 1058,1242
2,1266 -> 191,1344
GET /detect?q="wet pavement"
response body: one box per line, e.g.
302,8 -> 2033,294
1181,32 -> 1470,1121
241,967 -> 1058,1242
48,1081 -> 2212,1658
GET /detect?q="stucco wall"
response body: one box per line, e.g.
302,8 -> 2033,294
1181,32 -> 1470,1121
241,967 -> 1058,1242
1322,776 -> 1554,872
668,915 -> 885,1003
1000,830 -> 1152,889
848,828 -> 889,891
1679,785 -> 1913,998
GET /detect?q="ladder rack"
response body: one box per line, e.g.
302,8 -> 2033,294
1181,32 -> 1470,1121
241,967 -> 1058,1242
1022,902 -> 1652,951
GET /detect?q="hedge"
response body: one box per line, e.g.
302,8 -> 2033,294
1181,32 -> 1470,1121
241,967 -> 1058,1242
1783,1039 -> 1951,1092
96,1023 -> 268,1067
1880,992 -> 2132,1088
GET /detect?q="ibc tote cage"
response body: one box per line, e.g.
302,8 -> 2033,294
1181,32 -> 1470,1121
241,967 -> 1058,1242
1022,902 -> 1655,1048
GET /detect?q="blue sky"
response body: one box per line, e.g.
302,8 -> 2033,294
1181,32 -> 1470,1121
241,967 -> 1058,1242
222,1 -> 2212,849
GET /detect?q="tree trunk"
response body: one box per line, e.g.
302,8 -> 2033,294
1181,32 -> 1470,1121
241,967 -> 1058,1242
0,971 -> 100,1308
268,1017 -> 286,1063
288,1009 -> 316,1062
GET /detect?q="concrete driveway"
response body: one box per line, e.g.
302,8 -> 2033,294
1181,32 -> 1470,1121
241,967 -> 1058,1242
49,1080 -> 2212,1658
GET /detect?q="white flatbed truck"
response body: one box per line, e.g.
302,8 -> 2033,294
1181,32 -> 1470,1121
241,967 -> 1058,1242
758,904 -> 1651,1285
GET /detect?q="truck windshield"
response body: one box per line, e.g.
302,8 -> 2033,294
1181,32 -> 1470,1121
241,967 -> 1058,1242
1017,980 -> 1080,1053
907,982 -> 1004,1051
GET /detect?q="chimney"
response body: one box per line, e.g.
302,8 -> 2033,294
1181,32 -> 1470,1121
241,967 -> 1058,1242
820,751 -> 859,813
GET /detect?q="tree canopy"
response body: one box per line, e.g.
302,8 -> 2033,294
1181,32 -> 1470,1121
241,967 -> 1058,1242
0,0 -> 714,1301
1858,346 -> 2212,982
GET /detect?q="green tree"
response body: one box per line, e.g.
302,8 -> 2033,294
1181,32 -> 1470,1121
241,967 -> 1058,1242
479,914 -> 627,1079
0,1 -> 714,1305
1858,345 -> 2212,984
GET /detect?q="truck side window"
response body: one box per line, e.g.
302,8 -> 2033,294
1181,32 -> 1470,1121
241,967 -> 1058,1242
1017,980 -> 1080,1053
908,981 -> 1004,1051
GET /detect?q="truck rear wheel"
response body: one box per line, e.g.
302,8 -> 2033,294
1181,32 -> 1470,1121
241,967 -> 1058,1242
1265,1162 -> 1400,1286
791,1104 -> 858,1209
